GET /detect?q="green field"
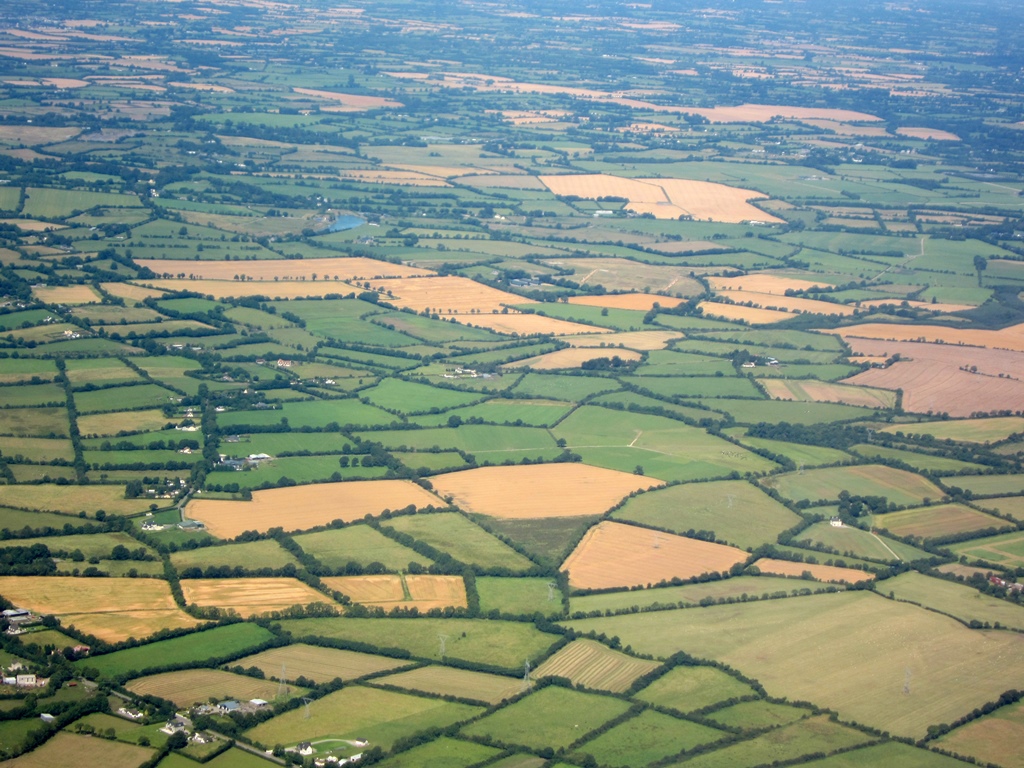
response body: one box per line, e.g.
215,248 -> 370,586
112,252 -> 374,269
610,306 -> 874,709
884,571 -> 1024,630
848,444 -> 986,474
568,575 -> 825,616
945,473 -> 1024,497
363,424 -> 558,458
381,513 -> 538,571
278,617 -> 560,670
635,665 -> 757,713
553,407 -> 777,482
460,685 -> 631,751
573,710 -> 725,767
77,623 -> 275,678
871,503 -> 1010,541
798,742 -> 976,768
881,417 -> 1024,444
948,530 -> 1024,567
170,539 -> 298,572
247,685 -> 481,751
936,697 -> 1024,768
362,378 -> 482,414
794,521 -> 931,562
374,737 -> 501,768
479,515 -> 602,568
565,591 -> 1024,738
691,398 -> 878,426
476,577 -> 563,617
675,716 -> 870,768
0,382 -> 65,408
724,430 -> 852,467
611,480 -> 800,550
413,399 -> 574,427
512,374 -> 621,401
216,398 -> 397,430
293,524 -> 433,571
73,384 -> 177,414
764,465 -> 943,507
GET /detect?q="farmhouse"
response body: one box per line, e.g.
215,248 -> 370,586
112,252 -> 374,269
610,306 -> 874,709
117,707 -> 145,720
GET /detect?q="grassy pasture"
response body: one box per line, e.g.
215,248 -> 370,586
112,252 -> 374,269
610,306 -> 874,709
848,444 -> 985,473
611,480 -> 801,550
0,506 -> 81,532
976,495 -> 1024,522
0,407 -> 68,437
512,373 -> 621,401
364,424 -> 557,457
222,431 -> 355,455
73,384 -> 178,414
278,617 -> 560,670
533,638 -> 660,693
480,515 -> 601,567
799,742 -> 978,768
414,398 -> 574,427
884,572 -> 1024,630
553,407 -> 777,483
692,398 -> 878,426
22,188 -> 142,218
476,577 -> 563,617
871,503 -> 1009,540
215,455 -> 388,490
635,665 -> 757,713
678,716 -> 870,768
794,521 -> 931,562
233,643 -> 413,684
78,623 -> 275,678
0,385 -> 62,409
0,358 -> 55,384
0,483 -> 151,516
881,416 -> 1024,444
460,685 -> 631,751
568,575 -> 823,616
0,436 -> 74,462
946,473 -> 1024,496
126,668 -> 304,707
216,398 -> 396,430
764,464 -> 943,507
170,539 -> 298,572
936,698 -> 1024,768
362,378 -> 482,414
948,530 -> 1024,567
0,732 -> 152,768
246,685 -> 481,751
76,409 -> 171,437
64,357 -> 142,387
724,430 -> 852,466
11,531 -> 155,559
374,665 -> 522,705
373,738 -> 500,768
381,512 -> 537,571
294,524 -> 432,571
625,375 -> 763,400
575,710 -> 725,767
565,590 -> 1024,738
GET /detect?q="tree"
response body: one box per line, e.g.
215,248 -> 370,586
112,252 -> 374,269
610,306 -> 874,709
974,255 -> 988,286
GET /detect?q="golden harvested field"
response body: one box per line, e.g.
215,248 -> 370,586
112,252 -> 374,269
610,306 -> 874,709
0,483 -> 151,516
0,576 -> 197,642
761,379 -> 896,409
180,577 -> 337,617
567,293 -> 684,311
136,257 -> 431,282
368,275 -> 524,314
0,218 -> 66,232
754,558 -> 873,584
698,302 -> 793,324
896,127 -> 960,140
566,330 -> 683,350
186,479 -> 442,538
459,312 -> 610,337
292,87 -> 402,110
100,281 -> 167,301
31,284 -> 101,304
77,408 -> 172,437
126,669 -> 296,707
541,257 -> 705,295
841,337 -> 1024,417
533,638 -> 660,693
431,464 -> 658,519
510,347 -> 642,370
233,643 -> 412,683
834,322 -> 1024,352
375,665 -> 522,705
870,504 -> 1007,540
321,574 -> 467,611
2,732 -> 151,768
539,174 -> 783,223
708,274 -> 834,295
561,520 -> 748,590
